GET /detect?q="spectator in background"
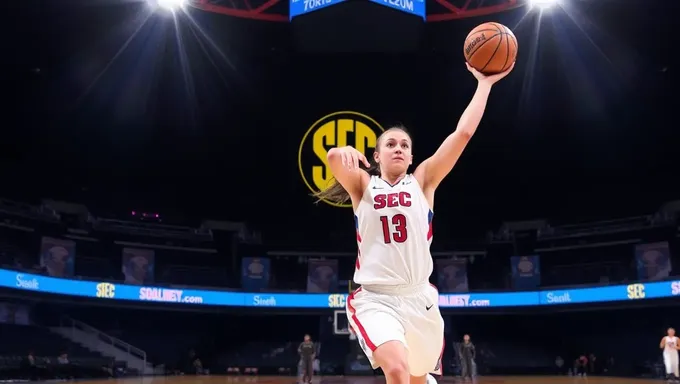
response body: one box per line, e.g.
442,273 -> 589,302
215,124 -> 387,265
459,334 -> 476,381
298,334 -> 315,384
57,352 -> 69,365
575,354 -> 588,377
21,350 -> 40,381
588,353 -> 597,374
56,352 -> 74,380
555,356 -> 564,375
182,349 -> 203,375
101,357 -> 115,378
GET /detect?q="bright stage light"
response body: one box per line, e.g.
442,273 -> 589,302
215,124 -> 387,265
157,0 -> 186,11
530,0 -> 557,8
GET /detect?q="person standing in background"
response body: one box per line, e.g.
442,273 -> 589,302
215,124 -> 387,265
555,356 -> 564,375
577,355 -> 588,377
459,334 -> 476,381
298,334 -> 315,384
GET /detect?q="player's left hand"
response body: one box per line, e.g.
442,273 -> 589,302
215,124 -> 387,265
466,61 -> 515,85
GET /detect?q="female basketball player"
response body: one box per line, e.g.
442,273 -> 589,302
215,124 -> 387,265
314,62 -> 514,384
660,327 -> 679,380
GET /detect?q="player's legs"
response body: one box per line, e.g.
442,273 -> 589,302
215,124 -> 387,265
402,284 -> 445,381
666,353 -> 673,377
374,341 -> 411,384
347,288 -> 410,384
672,352 -> 679,378
409,375 -> 427,384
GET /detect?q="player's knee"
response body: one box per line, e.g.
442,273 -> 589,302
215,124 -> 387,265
382,359 -> 409,380
374,341 -> 410,381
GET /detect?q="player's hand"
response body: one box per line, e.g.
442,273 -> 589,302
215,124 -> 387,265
338,146 -> 371,171
466,61 -> 515,85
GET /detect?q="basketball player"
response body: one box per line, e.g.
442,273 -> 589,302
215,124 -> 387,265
660,327 -> 679,381
314,62 -> 514,384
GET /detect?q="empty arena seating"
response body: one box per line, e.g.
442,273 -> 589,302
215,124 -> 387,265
0,323 -> 113,380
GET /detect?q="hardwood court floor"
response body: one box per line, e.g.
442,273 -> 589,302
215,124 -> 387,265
70,376 -> 665,384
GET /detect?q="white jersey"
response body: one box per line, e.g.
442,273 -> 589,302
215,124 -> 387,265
665,336 -> 679,355
353,174 -> 433,286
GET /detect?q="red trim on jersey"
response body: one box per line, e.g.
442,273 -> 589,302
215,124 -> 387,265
356,230 -> 362,243
347,287 -> 377,351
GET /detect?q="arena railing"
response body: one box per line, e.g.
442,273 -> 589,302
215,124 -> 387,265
59,315 -> 148,373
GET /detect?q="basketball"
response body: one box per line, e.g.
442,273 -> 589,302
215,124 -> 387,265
464,22 -> 517,75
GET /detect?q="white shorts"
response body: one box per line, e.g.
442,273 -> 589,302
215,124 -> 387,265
346,283 -> 445,377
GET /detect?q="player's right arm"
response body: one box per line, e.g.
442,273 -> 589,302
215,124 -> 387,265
327,146 -> 371,202
660,337 -> 667,349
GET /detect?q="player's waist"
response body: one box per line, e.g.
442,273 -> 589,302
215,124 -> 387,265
361,282 -> 430,295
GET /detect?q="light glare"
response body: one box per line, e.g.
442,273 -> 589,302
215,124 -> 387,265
157,0 -> 186,11
530,0 -> 557,8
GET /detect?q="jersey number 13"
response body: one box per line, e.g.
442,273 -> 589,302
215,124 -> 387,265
380,214 -> 408,243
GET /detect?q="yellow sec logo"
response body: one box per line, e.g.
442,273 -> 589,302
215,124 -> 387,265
298,111 -> 384,208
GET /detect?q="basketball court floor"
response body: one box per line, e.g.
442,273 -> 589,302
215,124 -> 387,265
63,376 -> 662,384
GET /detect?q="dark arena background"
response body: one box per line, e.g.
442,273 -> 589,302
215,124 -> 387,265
0,0 -> 677,383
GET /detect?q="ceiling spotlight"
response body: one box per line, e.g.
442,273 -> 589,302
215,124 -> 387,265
530,0 -> 557,8
157,0 -> 186,11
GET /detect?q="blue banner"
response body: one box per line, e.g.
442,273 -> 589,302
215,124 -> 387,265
368,0 -> 425,19
4,268 -> 680,309
289,0 -> 345,20
241,257 -> 271,291
636,242 -> 672,281
39,237 -> 75,278
436,259 -> 468,292
510,255 -> 541,289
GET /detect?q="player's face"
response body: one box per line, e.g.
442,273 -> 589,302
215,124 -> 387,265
375,130 -> 412,176
669,329 -> 675,336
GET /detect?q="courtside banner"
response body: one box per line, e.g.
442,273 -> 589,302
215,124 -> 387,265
3,268 -> 680,309
290,0 -> 345,20
368,0 -> 425,19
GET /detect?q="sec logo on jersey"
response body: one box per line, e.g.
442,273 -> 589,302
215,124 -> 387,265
298,111 -> 385,208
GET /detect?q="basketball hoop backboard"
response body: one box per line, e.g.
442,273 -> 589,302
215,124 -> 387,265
333,310 -> 350,335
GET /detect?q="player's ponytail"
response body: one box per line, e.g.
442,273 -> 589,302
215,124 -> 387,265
312,158 -> 381,205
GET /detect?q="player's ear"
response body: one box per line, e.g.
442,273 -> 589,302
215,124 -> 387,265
409,154 -> 413,165
373,151 -> 380,163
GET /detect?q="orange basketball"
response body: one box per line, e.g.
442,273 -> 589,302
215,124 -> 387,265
463,22 -> 517,75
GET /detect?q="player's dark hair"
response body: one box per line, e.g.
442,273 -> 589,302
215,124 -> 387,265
312,125 -> 410,205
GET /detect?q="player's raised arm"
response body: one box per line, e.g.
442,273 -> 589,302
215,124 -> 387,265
414,62 -> 515,192
313,146 -> 371,205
